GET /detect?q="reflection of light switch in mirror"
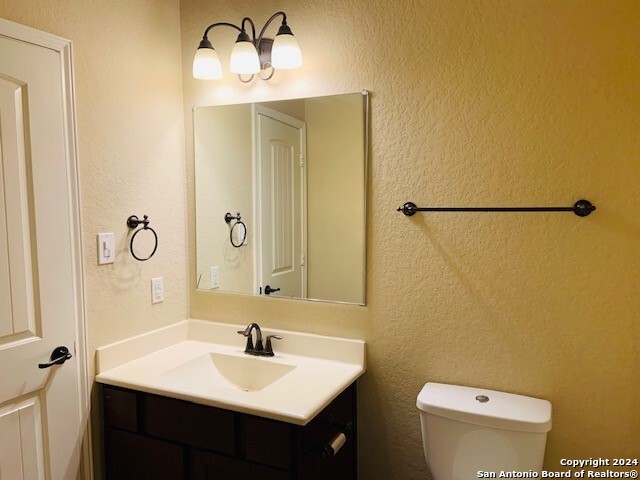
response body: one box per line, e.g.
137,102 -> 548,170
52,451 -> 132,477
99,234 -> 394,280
97,233 -> 115,265
210,266 -> 219,289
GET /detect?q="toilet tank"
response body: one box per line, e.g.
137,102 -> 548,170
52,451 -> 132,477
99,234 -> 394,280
417,383 -> 552,480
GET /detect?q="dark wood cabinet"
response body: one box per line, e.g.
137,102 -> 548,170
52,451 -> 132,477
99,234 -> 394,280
144,395 -> 236,455
102,384 -> 357,480
105,428 -> 184,480
191,449 -> 291,480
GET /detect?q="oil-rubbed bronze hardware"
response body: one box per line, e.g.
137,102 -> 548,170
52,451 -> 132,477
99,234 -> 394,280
193,12 -> 302,83
264,285 -> 280,295
264,335 -> 283,356
237,324 -> 283,357
397,200 -> 596,217
237,323 -> 262,354
224,212 -> 241,223
38,346 -> 72,369
127,214 -> 158,261
224,212 -> 247,248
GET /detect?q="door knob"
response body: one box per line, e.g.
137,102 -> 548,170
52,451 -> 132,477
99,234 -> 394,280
264,285 -> 280,295
38,346 -> 73,369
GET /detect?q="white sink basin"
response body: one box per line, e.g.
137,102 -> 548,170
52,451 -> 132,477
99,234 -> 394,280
163,352 -> 296,392
95,320 -> 365,425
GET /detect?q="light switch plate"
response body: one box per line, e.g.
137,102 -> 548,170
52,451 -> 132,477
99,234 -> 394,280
97,233 -> 115,265
210,266 -> 219,289
151,277 -> 164,304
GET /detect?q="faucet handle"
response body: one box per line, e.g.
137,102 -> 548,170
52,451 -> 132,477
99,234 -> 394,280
264,335 -> 283,356
237,329 -> 254,351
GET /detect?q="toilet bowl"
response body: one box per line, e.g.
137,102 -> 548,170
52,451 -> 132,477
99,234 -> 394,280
417,383 -> 552,480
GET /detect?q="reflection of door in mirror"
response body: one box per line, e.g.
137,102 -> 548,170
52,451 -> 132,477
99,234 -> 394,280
255,107 -> 306,298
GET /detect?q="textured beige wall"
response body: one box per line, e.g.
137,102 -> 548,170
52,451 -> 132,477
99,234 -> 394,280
0,0 -> 187,477
182,1 -> 640,478
194,104 -> 253,292
306,94 -> 366,303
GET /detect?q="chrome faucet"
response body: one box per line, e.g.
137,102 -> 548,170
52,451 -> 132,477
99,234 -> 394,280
237,323 -> 282,357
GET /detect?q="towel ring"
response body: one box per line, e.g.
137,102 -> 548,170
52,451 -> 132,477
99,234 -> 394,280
224,212 -> 247,248
230,220 -> 247,248
127,215 -> 158,261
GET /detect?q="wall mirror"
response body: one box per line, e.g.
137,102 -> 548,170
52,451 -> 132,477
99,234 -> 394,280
194,91 -> 368,305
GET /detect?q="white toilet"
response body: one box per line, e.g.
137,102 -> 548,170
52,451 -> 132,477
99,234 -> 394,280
417,383 -> 552,479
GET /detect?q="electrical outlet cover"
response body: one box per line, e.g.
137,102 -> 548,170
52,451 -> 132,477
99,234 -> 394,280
210,266 -> 219,289
151,277 -> 164,304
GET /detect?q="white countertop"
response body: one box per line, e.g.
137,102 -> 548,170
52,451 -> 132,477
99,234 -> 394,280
95,319 -> 366,425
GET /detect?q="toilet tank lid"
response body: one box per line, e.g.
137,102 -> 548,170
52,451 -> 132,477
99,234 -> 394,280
417,383 -> 552,433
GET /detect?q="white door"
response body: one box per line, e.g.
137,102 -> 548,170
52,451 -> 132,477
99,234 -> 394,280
255,107 -> 306,298
0,20 -> 86,480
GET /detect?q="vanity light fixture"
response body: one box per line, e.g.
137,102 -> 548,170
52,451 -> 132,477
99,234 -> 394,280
193,12 -> 302,83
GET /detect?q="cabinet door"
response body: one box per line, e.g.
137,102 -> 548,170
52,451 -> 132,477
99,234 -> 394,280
145,394 -> 235,454
105,428 -> 184,480
243,416 -> 292,470
103,387 -> 137,432
192,449 -> 291,480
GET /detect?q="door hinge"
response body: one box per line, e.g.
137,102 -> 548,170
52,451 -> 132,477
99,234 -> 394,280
299,153 -> 304,167
301,253 -> 305,266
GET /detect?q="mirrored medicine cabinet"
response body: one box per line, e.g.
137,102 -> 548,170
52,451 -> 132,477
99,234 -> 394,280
194,91 -> 368,305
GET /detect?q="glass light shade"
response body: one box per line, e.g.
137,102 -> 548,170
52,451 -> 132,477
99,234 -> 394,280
272,34 -> 302,69
230,41 -> 260,74
193,48 -> 223,80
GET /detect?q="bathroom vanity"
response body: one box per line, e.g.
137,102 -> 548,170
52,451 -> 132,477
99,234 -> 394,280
96,320 -> 365,480
103,383 -> 356,479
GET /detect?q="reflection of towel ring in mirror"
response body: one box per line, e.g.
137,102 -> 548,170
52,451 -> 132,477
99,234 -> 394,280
230,221 -> 247,248
224,211 -> 247,248
127,215 -> 159,261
